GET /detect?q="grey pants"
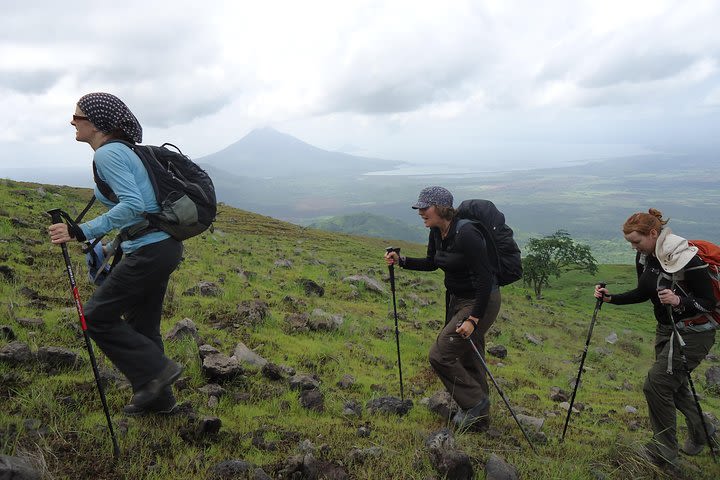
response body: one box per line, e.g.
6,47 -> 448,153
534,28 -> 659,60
644,326 -> 716,461
84,238 -> 183,390
428,291 -> 501,410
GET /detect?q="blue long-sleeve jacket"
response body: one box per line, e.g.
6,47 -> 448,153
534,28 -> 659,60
79,142 -> 169,253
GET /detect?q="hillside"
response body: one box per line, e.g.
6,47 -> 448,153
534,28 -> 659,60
0,178 -> 719,479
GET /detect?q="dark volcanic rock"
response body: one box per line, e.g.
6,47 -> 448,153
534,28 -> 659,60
202,353 -> 242,382
487,345 -> 508,359
207,459 -> 253,479
299,389 -> 324,412
0,454 -> 41,480
299,279 -> 324,297
485,453 -> 520,480
36,346 -> 79,370
289,374 -> 320,391
0,265 -> 15,281
261,362 -> 285,381
0,342 -> 33,365
706,365 -> 720,391
427,390 -> 459,421
0,325 -> 15,340
426,429 -> 473,480
166,318 -> 201,343
366,396 -> 413,416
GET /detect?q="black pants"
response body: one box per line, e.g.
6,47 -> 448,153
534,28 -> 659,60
84,238 -> 183,390
428,291 -> 501,410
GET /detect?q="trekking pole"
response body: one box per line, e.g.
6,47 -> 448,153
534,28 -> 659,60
561,282 -> 606,442
48,209 -> 120,460
385,247 -> 404,401
466,338 -> 538,454
662,287 -> 718,464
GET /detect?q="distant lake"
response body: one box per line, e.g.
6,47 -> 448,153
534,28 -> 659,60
363,142 -> 661,176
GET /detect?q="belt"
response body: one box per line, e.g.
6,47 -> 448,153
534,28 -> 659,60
680,316 -> 710,328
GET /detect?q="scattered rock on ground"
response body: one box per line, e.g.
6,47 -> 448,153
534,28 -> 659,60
261,362 -> 285,381
366,396 -> 413,416
15,318 -> 44,329
485,453 -> 519,480
0,454 -> 41,480
426,429 -> 473,480
299,389 -> 324,412
36,346 -> 79,370
236,300 -> 269,326
427,390 -> 459,421
516,414 -> 544,432
706,365 -> 720,391
0,325 -> 15,340
342,401 -> 362,417
289,373 -> 320,391
165,318 -> 200,343
183,281 -> 223,297
233,342 -> 268,369
550,387 -> 569,402
0,341 -> 33,365
337,374 -> 355,389
347,447 -> 382,464
202,353 -> 242,382
299,279 -> 324,297
487,345 -> 507,359
207,459 -> 253,479
343,275 -> 385,294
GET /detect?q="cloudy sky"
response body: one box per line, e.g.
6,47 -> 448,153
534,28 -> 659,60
1,0 -> 719,172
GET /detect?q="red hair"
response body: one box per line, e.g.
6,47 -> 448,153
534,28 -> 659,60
622,208 -> 667,235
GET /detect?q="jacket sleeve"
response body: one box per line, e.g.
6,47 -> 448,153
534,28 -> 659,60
455,223 -> 494,319
608,253 -> 650,305
403,230 -> 439,271
79,146 -> 146,240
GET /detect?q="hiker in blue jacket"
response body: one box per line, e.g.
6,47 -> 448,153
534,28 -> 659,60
595,208 -> 717,467
47,93 -> 183,416
384,186 -> 500,431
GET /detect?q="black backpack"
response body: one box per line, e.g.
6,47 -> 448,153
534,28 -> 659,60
455,199 -> 522,286
92,140 -> 216,241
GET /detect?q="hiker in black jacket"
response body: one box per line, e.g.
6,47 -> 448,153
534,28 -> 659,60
384,186 -> 500,431
595,208 -> 717,467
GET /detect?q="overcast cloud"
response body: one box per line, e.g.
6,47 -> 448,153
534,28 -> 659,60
0,0 -> 718,170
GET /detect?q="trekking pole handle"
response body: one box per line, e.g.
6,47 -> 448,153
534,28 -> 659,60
596,281 -> 607,305
48,208 -> 63,224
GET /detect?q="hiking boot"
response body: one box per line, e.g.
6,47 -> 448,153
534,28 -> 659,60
452,398 -> 490,431
681,424 -> 718,456
130,360 -> 183,409
634,443 -> 678,468
124,386 -> 178,417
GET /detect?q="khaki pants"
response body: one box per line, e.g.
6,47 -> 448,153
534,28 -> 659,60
428,291 -> 501,410
644,326 -> 716,461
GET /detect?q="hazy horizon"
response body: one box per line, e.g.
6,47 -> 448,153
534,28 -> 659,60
1,1 -> 719,173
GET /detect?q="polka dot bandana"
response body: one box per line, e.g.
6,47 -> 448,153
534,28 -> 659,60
77,92 -> 143,143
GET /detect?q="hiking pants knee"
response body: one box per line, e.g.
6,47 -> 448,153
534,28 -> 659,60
643,327 -> 716,461
84,238 -> 183,391
428,291 -> 501,410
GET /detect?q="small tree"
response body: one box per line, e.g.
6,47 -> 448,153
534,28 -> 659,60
522,230 -> 598,299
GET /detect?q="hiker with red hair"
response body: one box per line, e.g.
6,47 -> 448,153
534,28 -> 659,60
595,208 -> 718,469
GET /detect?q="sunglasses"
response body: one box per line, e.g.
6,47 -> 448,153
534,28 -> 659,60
72,115 -> 89,122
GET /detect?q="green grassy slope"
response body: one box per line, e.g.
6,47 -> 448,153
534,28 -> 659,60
0,179 -> 718,479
